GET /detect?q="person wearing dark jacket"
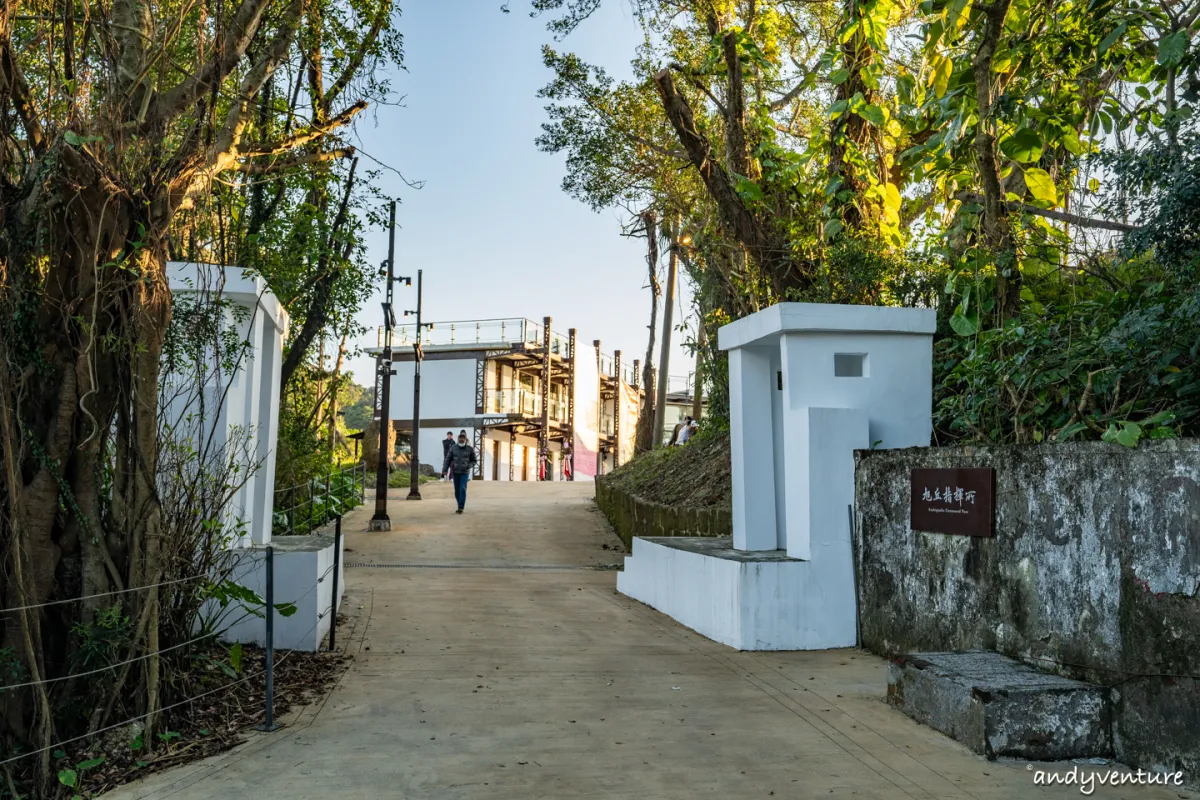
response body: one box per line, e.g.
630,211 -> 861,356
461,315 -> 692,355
443,433 -> 478,513
441,432 -> 455,479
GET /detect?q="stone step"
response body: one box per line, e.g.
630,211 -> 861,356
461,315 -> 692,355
887,651 -> 1112,761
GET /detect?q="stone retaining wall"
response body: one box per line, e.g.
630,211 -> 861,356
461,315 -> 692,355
854,440 -> 1200,777
595,478 -> 731,550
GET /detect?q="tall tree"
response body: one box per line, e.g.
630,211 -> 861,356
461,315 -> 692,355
0,0 -> 400,784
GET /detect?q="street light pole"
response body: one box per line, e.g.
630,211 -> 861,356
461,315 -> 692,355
406,269 -> 425,500
369,200 -> 398,531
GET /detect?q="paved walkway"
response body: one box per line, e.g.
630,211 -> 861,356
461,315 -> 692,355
107,483 -> 1185,799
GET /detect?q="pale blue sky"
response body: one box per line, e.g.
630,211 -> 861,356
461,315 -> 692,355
344,0 -> 697,390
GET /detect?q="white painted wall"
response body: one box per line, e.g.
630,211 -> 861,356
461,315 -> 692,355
215,534 -> 344,652
617,302 -> 935,650
721,302 -> 936,555
780,331 -> 932,451
573,343 -> 601,477
617,538 -> 859,651
391,356 -> 478,422
164,262 -> 288,547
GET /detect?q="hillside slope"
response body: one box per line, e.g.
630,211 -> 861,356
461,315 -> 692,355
600,431 -> 732,508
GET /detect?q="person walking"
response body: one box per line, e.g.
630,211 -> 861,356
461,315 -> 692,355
441,431 -> 455,480
443,432 -> 477,513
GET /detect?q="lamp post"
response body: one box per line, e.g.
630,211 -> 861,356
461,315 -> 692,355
370,201 -> 400,531
404,269 -> 429,500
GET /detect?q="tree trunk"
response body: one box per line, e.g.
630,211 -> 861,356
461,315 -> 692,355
652,70 -> 807,295
636,211 -> 660,454
828,14 -> 876,231
654,221 -> 679,447
691,322 -> 706,421
971,0 -> 1020,323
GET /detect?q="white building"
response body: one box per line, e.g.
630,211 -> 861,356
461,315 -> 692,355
367,317 -> 661,481
618,302 -> 935,650
164,262 -> 343,652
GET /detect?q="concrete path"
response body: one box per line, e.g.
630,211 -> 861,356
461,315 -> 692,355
107,483 -> 1187,799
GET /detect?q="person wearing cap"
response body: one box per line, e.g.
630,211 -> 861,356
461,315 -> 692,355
443,432 -> 478,513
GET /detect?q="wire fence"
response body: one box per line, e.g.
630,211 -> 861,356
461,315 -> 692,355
272,462 -> 367,537
0,519 -> 346,773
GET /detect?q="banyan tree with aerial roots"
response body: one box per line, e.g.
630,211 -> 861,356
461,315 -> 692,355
0,0 -> 401,790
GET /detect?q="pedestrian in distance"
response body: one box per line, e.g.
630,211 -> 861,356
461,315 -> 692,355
676,416 -> 694,446
668,416 -> 686,446
441,431 -> 455,480
443,432 -> 477,513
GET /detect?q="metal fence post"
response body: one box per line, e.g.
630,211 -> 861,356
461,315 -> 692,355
325,474 -> 331,527
288,485 -> 296,536
256,544 -> 278,732
329,516 -> 342,652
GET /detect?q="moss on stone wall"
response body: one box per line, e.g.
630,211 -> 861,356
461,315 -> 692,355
595,477 -> 732,550
855,439 -> 1200,779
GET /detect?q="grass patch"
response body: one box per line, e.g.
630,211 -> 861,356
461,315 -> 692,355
602,430 -> 731,508
388,470 -> 440,488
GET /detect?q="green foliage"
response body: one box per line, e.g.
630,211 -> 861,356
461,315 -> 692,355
273,464 -> 365,537
69,606 -> 132,697
1097,127 -> 1200,270
935,260 -> 1199,445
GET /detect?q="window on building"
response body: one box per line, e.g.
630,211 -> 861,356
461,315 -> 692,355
834,353 -> 867,378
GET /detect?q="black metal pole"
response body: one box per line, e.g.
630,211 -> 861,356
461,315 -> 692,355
329,516 -> 342,652
288,485 -> 295,536
407,269 -> 424,500
256,545 -> 278,732
370,201 -> 397,531
848,504 -> 861,649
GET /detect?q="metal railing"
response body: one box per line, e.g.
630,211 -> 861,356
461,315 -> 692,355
272,462 -> 367,537
0,517 -> 347,773
375,317 -> 571,354
487,389 -> 570,422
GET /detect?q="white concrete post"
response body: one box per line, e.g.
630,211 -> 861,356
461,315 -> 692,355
729,347 -> 778,551
781,406 -> 868,564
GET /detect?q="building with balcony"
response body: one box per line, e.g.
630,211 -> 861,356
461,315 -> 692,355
365,317 -> 699,481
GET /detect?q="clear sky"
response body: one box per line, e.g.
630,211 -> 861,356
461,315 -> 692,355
343,0 -> 698,393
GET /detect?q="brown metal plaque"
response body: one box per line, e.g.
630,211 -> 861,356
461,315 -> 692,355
910,468 -> 995,537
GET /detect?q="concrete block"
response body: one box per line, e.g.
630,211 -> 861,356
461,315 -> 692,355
210,531 -> 345,652
887,651 -> 1112,761
617,536 -> 856,650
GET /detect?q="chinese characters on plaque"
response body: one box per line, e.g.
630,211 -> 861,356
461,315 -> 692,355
910,468 -> 995,537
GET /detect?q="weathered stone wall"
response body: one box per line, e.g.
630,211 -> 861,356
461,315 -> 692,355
595,477 -> 732,550
855,440 -> 1200,776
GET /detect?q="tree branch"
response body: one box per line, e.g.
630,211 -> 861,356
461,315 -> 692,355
955,192 -> 1139,232
768,77 -> 808,112
668,62 -> 728,117
324,0 -> 392,110
239,100 -> 368,157
0,35 -> 46,153
146,0 -> 276,128
652,68 -> 800,292
239,146 -> 356,174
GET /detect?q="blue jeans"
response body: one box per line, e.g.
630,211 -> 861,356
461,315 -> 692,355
452,472 -> 469,509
